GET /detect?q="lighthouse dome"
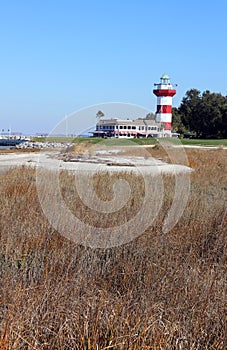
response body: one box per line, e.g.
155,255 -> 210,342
161,73 -> 170,79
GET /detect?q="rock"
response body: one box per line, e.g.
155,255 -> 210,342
16,141 -> 72,150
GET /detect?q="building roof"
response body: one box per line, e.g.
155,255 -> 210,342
96,118 -> 159,126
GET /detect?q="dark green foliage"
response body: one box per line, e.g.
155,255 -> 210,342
176,89 -> 227,138
145,112 -> 156,120
172,107 -> 187,133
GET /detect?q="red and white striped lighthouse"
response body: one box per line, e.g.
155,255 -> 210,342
153,73 -> 177,131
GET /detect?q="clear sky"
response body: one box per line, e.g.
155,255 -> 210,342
1,0 -> 227,134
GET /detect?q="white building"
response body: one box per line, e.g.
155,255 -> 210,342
92,118 -> 177,138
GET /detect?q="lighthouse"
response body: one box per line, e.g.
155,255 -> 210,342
153,73 -> 177,131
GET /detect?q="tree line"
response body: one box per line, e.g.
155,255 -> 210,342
172,89 -> 227,138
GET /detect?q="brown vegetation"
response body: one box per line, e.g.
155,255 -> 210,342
69,141 -> 95,156
0,149 -> 226,349
0,148 -> 41,155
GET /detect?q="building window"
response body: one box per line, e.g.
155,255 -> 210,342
132,126 -> 136,130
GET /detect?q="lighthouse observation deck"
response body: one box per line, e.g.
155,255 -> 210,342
153,88 -> 176,97
154,84 -> 175,90
153,73 -> 177,97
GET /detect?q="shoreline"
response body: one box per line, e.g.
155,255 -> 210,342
0,144 -> 225,175
0,150 -> 192,175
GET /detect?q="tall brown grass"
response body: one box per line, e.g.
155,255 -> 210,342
0,149 -> 226,349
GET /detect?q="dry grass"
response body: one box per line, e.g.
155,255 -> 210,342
0,148 -> 41,155
0,149 -> 226,349
69,141 -> 95,156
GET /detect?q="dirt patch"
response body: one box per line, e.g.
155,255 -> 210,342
69,141 -> 95,156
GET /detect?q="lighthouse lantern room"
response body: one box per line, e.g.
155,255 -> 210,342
153,73 -> 177,131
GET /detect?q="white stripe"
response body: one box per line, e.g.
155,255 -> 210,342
157,96 -> 172,105
156,113 -> 172,123
156,84 -> 173,89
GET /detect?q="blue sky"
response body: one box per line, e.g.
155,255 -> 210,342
0,0 -> 227,134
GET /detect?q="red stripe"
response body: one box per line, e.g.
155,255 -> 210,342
153,89 -> 176,97
162,122 -> 172,130
156,105 -> 172,113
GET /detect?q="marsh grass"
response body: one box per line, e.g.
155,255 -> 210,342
0,150 -> 226,349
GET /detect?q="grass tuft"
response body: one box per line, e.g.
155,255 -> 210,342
0,149 -> 226,349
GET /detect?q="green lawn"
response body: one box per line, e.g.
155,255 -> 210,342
32,136 -> 227,147
31,136 -> 102,144
31,136 -> 158,146
179,138 -> 227,147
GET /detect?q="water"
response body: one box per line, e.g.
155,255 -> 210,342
0,146 -> 12,149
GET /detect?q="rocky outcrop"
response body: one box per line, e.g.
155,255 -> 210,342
16,141 -> 72,149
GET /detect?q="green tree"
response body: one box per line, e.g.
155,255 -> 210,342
221,98 -> 227,138
145,112 -> 156,120
172,107 -> 187,133
96,110 -> 105,119
198,91 -> 226,137
178,89 -> 201,134
178,89 -> 227,138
